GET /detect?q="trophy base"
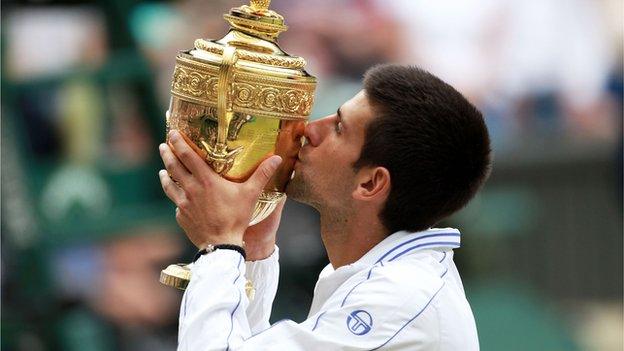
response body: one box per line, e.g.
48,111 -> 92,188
160,191 -> 284,290
160,263 -> 191,290
160,262 -> 256,299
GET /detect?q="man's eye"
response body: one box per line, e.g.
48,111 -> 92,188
335,121 -> 343,134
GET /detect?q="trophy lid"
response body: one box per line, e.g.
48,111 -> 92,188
171,0 -> 316,121
186,0 -> 314,81
224,0 -> 288,41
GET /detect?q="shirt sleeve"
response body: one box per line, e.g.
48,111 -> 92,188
244,246 -> 279,334
178,251 -> 443,351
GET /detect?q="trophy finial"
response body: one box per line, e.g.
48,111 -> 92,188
249,0 -> 271,12
224,0 -> 287,41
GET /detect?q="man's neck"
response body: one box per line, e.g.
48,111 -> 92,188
319,207 -> 389,269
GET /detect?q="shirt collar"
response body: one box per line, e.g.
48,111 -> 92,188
356,228 -> 461,267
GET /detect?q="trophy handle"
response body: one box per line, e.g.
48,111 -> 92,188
202,46 -> 243,174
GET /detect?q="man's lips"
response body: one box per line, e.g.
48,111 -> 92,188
297,145 -> 310,162
293,154 -> 305,170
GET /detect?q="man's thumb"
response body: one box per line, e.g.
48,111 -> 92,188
248,155 -> 282,190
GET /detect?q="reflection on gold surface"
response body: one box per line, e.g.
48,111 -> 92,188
167,97 -> 305,192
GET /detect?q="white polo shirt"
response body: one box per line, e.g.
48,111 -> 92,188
178,228 -> 479,350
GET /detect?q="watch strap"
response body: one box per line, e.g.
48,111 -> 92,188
193,244 -> 247,262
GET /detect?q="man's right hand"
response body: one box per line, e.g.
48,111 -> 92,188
159,130 -> 282,250
243,198 -> 286,261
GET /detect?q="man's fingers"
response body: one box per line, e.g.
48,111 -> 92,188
168,130 -> 213,179
246,155 -> 282,192
159,143 -> 192,186
159,169 -> 185,205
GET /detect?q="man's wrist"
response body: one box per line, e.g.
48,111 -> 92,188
244,237 -> 276,261
198,234 -> 244,250
194,244 -> 247,261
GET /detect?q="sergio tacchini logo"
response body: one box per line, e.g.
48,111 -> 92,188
346,310 -> 373,335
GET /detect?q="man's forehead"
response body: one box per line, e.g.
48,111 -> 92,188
339,90 -> 371,124
342,90 -> 367,109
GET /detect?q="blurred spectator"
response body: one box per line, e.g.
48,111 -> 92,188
52,230 -> 183,351
276,0 -> 403,80
380,0 -> 619,143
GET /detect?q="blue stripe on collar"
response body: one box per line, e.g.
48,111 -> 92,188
375,229 -> 461,264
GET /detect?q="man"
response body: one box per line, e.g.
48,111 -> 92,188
159,64 -> 491,350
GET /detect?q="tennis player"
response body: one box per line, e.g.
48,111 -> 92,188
159,64 -> 491,350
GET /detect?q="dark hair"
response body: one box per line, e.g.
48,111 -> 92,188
356,64 -> 492,233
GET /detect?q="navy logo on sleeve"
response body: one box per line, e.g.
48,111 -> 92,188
346,310 -> 373,335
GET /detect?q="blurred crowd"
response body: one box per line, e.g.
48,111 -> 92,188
128,0 -> 622,145
1,0 -> 622,350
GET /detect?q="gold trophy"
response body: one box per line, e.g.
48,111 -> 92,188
159,0 -> 316,289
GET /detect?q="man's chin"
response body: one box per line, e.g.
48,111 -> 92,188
284,176 -> 302,199
285,173 -> 311,204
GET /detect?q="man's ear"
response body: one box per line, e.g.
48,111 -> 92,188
352,166 -> 391,202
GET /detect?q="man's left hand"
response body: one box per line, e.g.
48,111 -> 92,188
158,130 -> 282,250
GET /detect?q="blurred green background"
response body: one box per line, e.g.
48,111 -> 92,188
1,0 -> 622,350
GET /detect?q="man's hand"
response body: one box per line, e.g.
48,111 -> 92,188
158,130 -> 282,250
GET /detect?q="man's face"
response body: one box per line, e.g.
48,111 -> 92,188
287,91 -> 375,210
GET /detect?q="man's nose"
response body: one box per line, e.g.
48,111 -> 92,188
303,117 -> 330,147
